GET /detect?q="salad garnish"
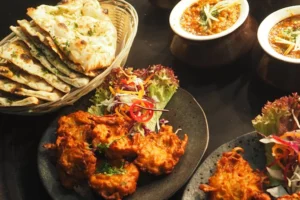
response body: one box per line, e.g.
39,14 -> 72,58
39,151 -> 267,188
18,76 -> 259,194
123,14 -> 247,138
252,93 -> 300,197
88,65 -> 179,135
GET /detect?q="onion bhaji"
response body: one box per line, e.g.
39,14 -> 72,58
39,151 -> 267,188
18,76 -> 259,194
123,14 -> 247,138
57,110 -> 135,158
57,110 -> 96,141
90,118 -> 135,159
55,136 -> 97,188
278,192 -> 300,200
44,111 -> 188,199
89,161 -> 139,200
199,147 -> 270,200
133,125 -> 188,175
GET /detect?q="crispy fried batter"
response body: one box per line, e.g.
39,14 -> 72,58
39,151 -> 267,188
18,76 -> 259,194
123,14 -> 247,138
57,110 -> 134,158
45,110 -> 188,199
199,147 -> 270,200
90,115 -> 134,159
57,110 -> 96,141
56,136 -> 97,188
89,161 -> 139,200
278,192 -> 300,200
133,125 -> 188,175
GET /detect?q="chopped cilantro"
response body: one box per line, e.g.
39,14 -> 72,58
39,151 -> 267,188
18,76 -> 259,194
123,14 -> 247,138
42,68 -> 49,75
53,37 -> 59,45
97,143 -> 109,154
282,27 -> 300,42
74,22 -> 78,29
88,29 -> 93,36
97,161 -> 126,176
63,41 -> 71,56
199,9 -> 208,26
11,51 -> 17,58
211,10 -> 219,18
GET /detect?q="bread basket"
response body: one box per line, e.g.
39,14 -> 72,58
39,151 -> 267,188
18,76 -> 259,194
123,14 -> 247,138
0,0 -> 138,115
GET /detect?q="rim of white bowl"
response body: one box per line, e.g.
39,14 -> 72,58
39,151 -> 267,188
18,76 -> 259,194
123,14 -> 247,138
169,0 -> 249,41
258,5 -> 300,64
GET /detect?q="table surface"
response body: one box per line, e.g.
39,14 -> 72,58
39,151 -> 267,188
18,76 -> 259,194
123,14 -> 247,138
0,0 -> 299,200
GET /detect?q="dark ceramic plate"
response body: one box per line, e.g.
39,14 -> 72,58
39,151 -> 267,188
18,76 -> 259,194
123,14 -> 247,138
37,88 -> 209,200
182,131 -> 266,200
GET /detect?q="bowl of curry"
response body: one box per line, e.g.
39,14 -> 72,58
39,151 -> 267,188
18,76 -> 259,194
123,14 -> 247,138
170,0 -> 249,40
258,5 -> 300,64
169,0 -> 257,67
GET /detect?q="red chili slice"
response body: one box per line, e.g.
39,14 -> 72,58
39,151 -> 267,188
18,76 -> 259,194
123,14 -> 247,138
129,100 -> 154,123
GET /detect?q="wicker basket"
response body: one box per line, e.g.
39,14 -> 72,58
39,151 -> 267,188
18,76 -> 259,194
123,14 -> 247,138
0,0 -> 138,115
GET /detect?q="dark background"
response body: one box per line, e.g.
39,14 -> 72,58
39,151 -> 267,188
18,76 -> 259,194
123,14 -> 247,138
0,0 -> 298,199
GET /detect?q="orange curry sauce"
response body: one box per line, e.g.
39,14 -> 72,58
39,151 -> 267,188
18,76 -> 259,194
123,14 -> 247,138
180,0 -> 240,36
269,15 -> 300,58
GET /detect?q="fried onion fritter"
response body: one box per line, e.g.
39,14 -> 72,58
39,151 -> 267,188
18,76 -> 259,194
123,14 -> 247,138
278,192 -> 300,200
57,110 -> 135,159
56,136 -> 97,188
90,116 -> 135,159
89,161 -> 139,200
57,110 -> 96,141
133,125 -> 188,175
199,147 -> 270,200
44,110 -> 189,199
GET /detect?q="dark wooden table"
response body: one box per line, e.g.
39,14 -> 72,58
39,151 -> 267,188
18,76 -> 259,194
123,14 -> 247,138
0,0 -> 299,199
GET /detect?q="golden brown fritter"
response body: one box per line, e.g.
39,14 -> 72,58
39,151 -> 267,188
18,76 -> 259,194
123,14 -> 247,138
57,110 -> 132,141
44,110 -> 189,199
89,161 -> 139,200
90,115 -> 134,159
133,125 -> 188,175
56,136 -> 97,188
57,110 -> 135,158
199,147 -> 270,200
57,110 -> 96,141
278,192 -> 300,200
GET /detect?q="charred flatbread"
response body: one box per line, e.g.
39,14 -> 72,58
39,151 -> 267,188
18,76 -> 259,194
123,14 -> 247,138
0,96 -> 39,107
27,0 -> 117,73
0,78 -> 62,101
17,19 -> 65,60
10,26 -> 90,88
0,40 -> 71,93
0,63 -> 53,92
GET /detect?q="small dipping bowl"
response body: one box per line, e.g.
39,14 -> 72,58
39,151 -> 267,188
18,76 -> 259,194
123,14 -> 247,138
257,5 -> 300,92
169,0 -> 257,67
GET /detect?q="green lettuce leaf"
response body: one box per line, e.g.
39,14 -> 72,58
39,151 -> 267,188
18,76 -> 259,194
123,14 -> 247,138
145,65 -> 179,131
87,65 -> 179,132
252,93 -> 300,136
88,87 -> 111,116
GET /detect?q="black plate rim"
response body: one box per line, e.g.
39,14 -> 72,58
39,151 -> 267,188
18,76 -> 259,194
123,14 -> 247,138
37,87 -> 209,200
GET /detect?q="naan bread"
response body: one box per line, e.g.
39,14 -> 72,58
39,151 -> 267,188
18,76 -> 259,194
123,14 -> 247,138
0,40 -> 71,93
0,96 -> 39,107
0,63 -> 53,92
17,19 -> 65,60
0,78 -> 62,101
10,26 -> 90,88
27,0 -> 117,72
14,22 -> 96,77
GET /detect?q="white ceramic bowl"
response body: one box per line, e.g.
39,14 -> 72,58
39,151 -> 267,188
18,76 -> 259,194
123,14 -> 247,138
169,0 -> 249,41
258,5 -> 300,64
